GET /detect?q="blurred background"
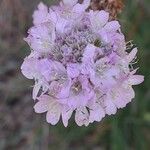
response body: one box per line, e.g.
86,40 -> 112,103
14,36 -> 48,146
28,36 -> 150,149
0,0 -> 149,149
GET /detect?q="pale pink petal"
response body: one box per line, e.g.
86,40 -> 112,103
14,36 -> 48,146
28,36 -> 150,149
82,0 -> 91,9
62,106 -> 73,127
38,59 -> 52,81
62,0 -> 78,6
128,75 -> 144,85
82,44 -> 96,63
51,61 -> 66,73
21,60 -> 33,79
34,98 -> 50,113
126,48 -> 138,63
33,2 -> 48,25
67,63 -> 80,78
89,104 -> 105,123
75,107 -> 89,126
49,9 -> 58,24
46,103 -> 61,125
56,18 -> 69,34
68,94 -> 87,108
57,79 -> 72,99
73,0 -> 90,13
81,44 -> 96,74
90,10 -> 109,30
99,29 -> 110,44
21,58 -> 39,79
26,24 -> 55,52
104,21 -> 120,32
103,97 -> 117,115
49,81 -> 61,96
111,86 -> 135,109
97,10 -> 109,25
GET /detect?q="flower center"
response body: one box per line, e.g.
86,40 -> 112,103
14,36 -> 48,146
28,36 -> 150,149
71,81 -> 82,95
50,25 -> 101,64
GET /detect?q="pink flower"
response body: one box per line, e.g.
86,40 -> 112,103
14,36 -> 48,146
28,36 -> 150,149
21,0 -> 144,127
25,23 -> 56,53
106,74 -> 144,109
34,95 -> 73,127
90,56 -> 119,90
66,75 -> 94,108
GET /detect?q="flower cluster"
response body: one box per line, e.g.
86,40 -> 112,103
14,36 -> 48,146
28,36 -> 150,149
21,0 -> 144,127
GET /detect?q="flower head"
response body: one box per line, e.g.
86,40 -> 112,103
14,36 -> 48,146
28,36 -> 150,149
21,0 -> 144,127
